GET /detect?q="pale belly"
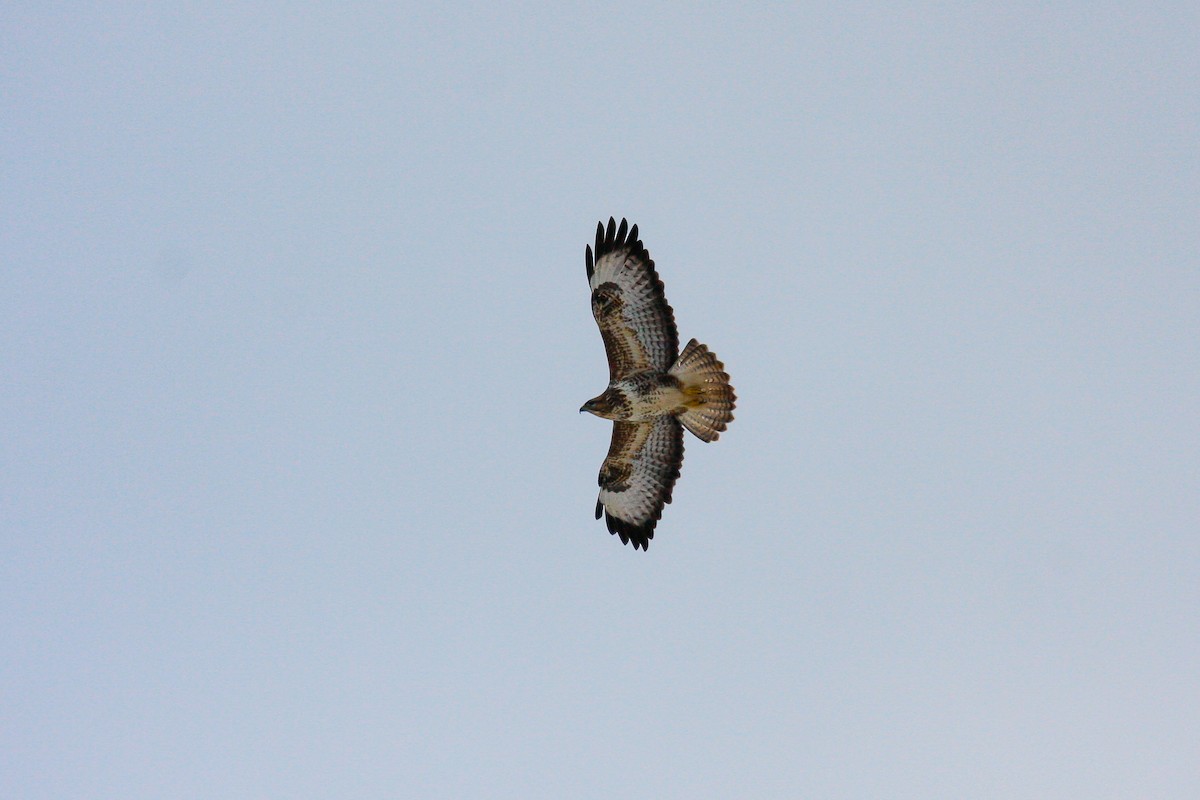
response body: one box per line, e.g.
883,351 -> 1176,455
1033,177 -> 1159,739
613,372 -> 686,422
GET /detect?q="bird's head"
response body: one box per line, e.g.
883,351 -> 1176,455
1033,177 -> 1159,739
580,391 -> 615,418
579,396 -> 602,416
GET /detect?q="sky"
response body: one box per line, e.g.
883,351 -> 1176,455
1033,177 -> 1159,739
2,3 -> 1198,798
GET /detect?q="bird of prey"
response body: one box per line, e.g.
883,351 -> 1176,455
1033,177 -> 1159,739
580,218 -> 735,550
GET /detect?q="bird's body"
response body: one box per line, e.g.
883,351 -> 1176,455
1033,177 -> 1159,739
582,370 -> 688,423
580,218 -> 735,550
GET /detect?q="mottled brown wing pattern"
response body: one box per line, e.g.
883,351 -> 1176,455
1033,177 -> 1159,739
585,217 -> 680,380
595,416 -> 685,551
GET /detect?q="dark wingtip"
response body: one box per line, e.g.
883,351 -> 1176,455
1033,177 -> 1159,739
595,498 -> 604,520
585,244 -> 594,280
592,217 -> 646,263
604,510 -> 655,552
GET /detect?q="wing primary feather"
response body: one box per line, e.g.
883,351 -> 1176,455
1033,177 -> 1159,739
605,512 -> 652,550
593,417 -> 683,552
586,217 -> 680,377
595,498 -> 603,520
585,245 -> 594,280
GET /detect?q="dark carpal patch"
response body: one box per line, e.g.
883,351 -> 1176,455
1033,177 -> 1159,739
590,282 -> 624,318
598,461 -> 632,491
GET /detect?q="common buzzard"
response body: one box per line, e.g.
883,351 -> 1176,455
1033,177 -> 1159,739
580,218 -> 735,550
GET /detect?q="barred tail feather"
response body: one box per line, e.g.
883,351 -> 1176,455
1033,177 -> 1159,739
669,338 -> 736,443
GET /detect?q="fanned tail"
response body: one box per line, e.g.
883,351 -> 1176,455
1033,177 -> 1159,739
669,338 -> 736,442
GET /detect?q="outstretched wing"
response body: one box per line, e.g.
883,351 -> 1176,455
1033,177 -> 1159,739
585,217 -> 680,380
595,416 -> 685,551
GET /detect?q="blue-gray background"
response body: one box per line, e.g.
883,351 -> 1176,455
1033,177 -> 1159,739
3,4 -> 1197,798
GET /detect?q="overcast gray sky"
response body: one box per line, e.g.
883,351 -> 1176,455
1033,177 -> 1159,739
3,3 -> 1198,798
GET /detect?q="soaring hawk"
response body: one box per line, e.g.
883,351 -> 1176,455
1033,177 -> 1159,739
580,218 -> 735,550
